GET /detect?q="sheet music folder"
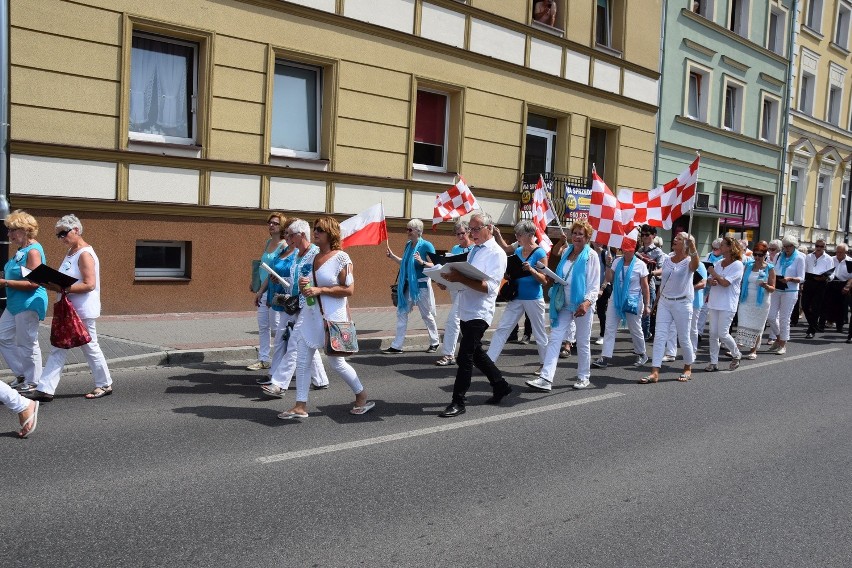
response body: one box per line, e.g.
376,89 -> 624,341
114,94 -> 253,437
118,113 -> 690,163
428,250 -> 469,265
21,264 -> 78,289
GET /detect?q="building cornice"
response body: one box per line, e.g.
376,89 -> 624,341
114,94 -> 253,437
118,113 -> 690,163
789,110 -> 852,147
680,9 -> 789,66
659,139 -> 780,176
758,72 -> 785,88
674,115 -> 783,153
682,38 -> 717,58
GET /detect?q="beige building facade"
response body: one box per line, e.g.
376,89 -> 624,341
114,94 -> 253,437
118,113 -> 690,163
9,0 -> 661,313
786,0 -> 852,248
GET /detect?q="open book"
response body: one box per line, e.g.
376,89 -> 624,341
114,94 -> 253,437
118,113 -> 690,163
21,264 -> 78,289
535,262 -> 569,285
424,262 -> 489,292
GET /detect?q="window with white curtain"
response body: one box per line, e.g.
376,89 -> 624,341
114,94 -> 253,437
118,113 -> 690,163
839,178 -> 850,231
806,0 -> 824,32
271,60 -> 322,159
788,168 -> 800,223
816,173 -> 830,228
129,33 -> 197,144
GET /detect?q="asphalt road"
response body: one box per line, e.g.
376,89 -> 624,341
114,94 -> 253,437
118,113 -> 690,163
2,333 -> 851,568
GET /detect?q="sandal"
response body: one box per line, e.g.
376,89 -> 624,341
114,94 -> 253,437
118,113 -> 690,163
350,401 -> 376,415
729,358 -> 740,371
677,373 -> 691,382
704,364 -> 718,372
637,374 -> 659,384
84,386 -> 113,399
745,352 -> 757,360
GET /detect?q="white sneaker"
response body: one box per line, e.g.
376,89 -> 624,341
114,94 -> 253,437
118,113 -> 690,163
634,353 -> 649,367
767,343 -> 780,352
247,360 -> 271,371
661,355 -> 676,363
525,377 -> 552,392
775,347 -> 786,355
573,378 -> 591,389
594,337 -> 604,345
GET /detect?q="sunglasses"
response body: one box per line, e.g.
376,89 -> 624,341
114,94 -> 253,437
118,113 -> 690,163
56,229 -> 72,239
815,244 -> 825,248
313,227 -> 326,233
268,221 -> 280,226
753,252 -> 766,257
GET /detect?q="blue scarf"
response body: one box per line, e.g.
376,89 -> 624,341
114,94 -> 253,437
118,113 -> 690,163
612,253 -> 637,323
397,238 -> 424,312
740,260 -> 773,306
549,244 -> 590,327
777,250 -> 796,276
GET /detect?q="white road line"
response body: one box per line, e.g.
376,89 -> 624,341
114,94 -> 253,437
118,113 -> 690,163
736,347 -> 844,370
257,391 -> 625,464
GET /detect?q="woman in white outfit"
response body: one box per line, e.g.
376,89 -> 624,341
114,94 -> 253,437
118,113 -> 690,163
25,215 -> 113,401
695,238 -> 723,342
486,220 -> 549,366
258,218 -> 328,398
592,241 -> 650,369
526,220 -> 599,391
248,212 -> 286,371
638,232 -> 699,384
765,239 -> 782,344
435,220 -> 474,366
705,236 -> 745,372
766,235 -> 805,355
280,216 -> 374,419
1,381 -> 40,437
735,241 -> 776,360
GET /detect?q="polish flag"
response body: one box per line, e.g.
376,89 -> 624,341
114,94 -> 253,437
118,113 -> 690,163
531,175 -> 555,253
341,203 -> 388,248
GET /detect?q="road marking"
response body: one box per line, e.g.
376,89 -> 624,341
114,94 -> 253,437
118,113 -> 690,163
736,347 -> 843,370
257,391 -> 625,464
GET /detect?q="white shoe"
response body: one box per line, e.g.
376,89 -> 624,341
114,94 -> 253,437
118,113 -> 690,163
573,378 -> 591,389
775,347 -> 786,355
525,377 -> 552,392
247,360 -> 271,371
767,343 -> 781,352
661,355 -> 676,363
594,337 -> 604,345
591,357 -> 608,369
261,384 -> 285,398
634,353 -> 649,367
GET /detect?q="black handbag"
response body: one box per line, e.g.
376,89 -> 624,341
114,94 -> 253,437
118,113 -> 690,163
496,279 -> 518,302
391,284 -> 399,307
272,293 -> 301,315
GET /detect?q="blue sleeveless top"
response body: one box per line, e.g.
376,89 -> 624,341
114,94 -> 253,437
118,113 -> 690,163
4,242 -> 49,319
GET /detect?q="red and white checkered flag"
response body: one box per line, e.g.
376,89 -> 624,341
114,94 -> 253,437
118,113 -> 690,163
531,175 -> 555,253
589,172 -> 637,250
617,156 -> 700,231
432,177 -> 480,229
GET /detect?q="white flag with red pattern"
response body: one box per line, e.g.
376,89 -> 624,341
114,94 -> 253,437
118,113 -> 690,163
588,172 -> 638,250
432,177 -> 480,229
616,156 -> 700,231
531,175 -> 555,253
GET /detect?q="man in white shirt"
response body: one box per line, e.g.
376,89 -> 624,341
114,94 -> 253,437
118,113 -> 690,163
439,211 -> 511,418
827,244 -> 851,335
803,239 -> 836,338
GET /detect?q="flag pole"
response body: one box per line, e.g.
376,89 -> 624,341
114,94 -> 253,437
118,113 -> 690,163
687,151 -> 700,237
540,174 -> 567,239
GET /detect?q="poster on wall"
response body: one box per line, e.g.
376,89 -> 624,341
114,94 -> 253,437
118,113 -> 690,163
520,178 -> 591,221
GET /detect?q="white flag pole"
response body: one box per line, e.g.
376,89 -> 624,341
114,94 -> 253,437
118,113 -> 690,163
687,151 -> 700,237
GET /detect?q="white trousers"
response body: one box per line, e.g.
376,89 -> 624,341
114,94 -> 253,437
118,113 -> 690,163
601,299 -> 645,358
665,306 -> 702,356
652,297 -> 694,367
256,294 -> 280,363
391,281 -> 439,349
696,300 -> 710,338
767,291 -> 797,342
487,298 -> 548,363
0,380 -> 28,414
36,318 -> 112,395
0,309 -> 42,385
708,308 -> 741,364
294,334 -> 363,404
269,316 -> 328,389
441,291 -> 461,357
540,307 -> 593,382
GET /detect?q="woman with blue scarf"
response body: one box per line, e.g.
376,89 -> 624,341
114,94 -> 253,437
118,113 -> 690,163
384,219 -> 440,354
591,241 -> 650,370
735,241 -> 776,360
767,235 -> 805,355
526,220 -> 599,391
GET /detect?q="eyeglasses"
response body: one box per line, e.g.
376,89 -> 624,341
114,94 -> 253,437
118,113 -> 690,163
56,229 -> 71,239
768,248 -> 778,252
815,244 -> 825,248
753,252 -> 766,257
783,244 -> 794,248
313,227 -> 326,233
469,225 -> 487,233
406,228 -> 416,233
455,232 -> 468,237
268,221 -> 280,226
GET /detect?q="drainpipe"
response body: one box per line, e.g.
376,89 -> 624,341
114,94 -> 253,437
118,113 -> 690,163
0,0 -> 11,311
652,0 -> 668,189
776,0 -> 799,240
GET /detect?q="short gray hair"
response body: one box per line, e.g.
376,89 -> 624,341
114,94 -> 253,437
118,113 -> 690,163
514,219 -> 536,237
470,211 -> 493,227
768,239 -> 782,250
453,220 -> 469,233
711,238 -> 723,249
289,219 -> 310,239
781,234 -> 799,248
406,218 -> 424,235
56,214 -> 83,235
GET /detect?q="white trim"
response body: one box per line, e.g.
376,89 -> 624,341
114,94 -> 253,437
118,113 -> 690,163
270,59 -> 322,160
721,75 -> 746,133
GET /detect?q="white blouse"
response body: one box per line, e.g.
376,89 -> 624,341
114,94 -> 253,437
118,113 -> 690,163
659,254 -> 694,301
707,259 -> 744,312
296,251 -> 354,350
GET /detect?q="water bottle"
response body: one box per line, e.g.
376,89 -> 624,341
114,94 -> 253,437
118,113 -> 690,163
757,269 -> 766,287
301,264 -> 316,306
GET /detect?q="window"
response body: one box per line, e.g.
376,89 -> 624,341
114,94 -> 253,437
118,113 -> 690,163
799,72 -> 815,115
729,0 -> 750,38
135,241 -> 189,278
816,174 -> 830,227
788,168 -> 800,223
767,6 -> 787,55
596,0 -> 612,46
759,95 -> 780,143
525,114 -> 557,179
587,124 -> 618,186
722,79 -> 744,133
129,33 -> 198,145
806,0 -> 824,32
694,0 -> 715,19
685,63 -> 711,122
414,89 -> 449,171
828,85 -> 842,125
271,60 -> 322,159
531,0 -> 564,30
839,177 -> 850,230
837,2 -> 852,49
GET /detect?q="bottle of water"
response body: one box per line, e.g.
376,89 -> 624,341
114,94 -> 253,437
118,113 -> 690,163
301,264 -> 316,306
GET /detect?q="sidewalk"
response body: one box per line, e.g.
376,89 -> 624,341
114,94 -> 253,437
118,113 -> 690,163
0,305 -> 522,377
